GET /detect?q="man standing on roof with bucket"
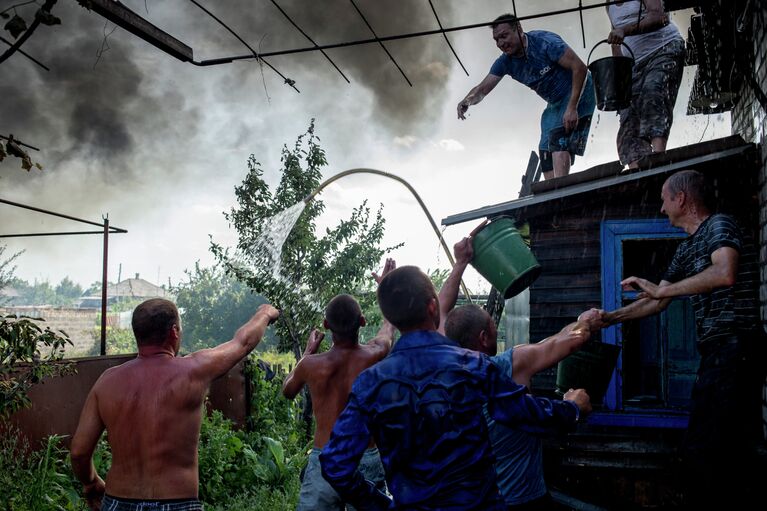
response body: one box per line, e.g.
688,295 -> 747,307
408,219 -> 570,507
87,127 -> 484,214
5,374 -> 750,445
605,0 -> 685,168
457,14 -> 595,181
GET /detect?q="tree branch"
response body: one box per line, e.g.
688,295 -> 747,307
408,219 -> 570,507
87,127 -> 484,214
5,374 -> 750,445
0,0 -> 57,66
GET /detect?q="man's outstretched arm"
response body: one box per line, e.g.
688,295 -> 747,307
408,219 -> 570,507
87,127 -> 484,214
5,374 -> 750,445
438,220 -> 486,334
487,362 -> 591,434
511,317 -> 594,387
188,303 -> 280,381
457,74 -> 502,119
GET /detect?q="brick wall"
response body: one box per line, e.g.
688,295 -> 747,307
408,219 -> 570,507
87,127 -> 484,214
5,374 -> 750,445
1,307 -> 99,354
730,0 -> 767,437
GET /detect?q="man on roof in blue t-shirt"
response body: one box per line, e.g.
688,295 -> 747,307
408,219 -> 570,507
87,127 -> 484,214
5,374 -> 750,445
457,14 -> 595,181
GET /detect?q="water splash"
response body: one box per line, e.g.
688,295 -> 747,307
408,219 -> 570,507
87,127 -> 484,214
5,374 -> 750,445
229,201 -> 307,281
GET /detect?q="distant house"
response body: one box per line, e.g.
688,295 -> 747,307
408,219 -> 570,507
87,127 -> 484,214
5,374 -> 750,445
78,274 -> 169,309
0,286 -> 22,306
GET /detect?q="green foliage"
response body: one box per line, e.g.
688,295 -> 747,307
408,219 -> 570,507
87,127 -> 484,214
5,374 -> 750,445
174,262 -> 276,353
0,430 -> 81,511
0,364 -> 304,509
7,276 -> 88,307
246,362 -> 302,449
211,120 -> 396,355
0,315 -> 74,418
427,268 -> 451,291
84,326 -> 137,356
198,404 -> 304,507
54,278 -> 83,303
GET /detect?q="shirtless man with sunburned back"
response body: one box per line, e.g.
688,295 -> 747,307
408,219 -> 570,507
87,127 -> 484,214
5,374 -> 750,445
282,259 -> 396,510
70,298 -> 279,511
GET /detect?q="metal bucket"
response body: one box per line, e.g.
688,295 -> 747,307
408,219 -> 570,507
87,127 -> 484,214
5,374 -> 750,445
587,40 -> 635,111
471,217 -> 541,299
556,342 -> 622,405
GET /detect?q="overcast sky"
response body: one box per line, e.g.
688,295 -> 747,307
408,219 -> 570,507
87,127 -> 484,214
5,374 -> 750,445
1,0 -> 731,294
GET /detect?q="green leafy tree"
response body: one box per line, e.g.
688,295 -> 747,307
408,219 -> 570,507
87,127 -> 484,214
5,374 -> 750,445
54,276 -> 83,305
0,315 -> 74,418
174,262 -> 275,353
211,120 -> 397,358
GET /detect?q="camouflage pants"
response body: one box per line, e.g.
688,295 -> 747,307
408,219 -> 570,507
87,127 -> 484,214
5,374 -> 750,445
617,38 -> 685,165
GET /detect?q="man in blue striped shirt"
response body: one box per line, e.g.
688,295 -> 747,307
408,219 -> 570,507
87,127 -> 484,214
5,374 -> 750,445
600,169 -> 766,508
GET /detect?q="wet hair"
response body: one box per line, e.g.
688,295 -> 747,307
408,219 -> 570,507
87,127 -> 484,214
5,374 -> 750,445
131,298 -> 179,346
491,13 -> 520,29
445,304 -> 492,350
665,170 -> 711,209
377,266 -> 436,331
325,294 -> 363,339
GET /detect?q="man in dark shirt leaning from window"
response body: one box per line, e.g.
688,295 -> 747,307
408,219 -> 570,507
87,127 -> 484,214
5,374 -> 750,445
320,265 -> 591,510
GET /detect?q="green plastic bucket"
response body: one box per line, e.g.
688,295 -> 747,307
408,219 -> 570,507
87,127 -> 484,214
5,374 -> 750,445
470,217 -> 541,299
556,342 -> 622,404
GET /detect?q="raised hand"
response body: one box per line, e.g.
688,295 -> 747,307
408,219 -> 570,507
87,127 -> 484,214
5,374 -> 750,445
372,258 -> 397,284
304,329 -> 325,356
621,276 -> 663,299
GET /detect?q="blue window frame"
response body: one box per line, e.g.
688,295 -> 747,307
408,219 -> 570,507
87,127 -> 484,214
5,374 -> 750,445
589,219 -> 695,428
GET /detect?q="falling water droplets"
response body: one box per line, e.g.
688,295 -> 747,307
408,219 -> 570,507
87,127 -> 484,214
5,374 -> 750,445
229,201 -> 307,282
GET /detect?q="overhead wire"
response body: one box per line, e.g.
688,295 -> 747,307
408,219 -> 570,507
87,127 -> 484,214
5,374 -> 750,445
196,1 -> 624,66
428,0 -> 468,76
268,0 -> 349,83
186,0 -> 299,92
348,0 -> 412,87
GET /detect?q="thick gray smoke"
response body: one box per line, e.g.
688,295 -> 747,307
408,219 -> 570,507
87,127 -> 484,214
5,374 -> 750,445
0,0 -> 458,192
0,0 -> 461,283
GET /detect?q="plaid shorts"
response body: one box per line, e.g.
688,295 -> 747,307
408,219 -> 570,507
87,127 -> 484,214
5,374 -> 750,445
617,38 -> 686,164
101,495 -> 203,511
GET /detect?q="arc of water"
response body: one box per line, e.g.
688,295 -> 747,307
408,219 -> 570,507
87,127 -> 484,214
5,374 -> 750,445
304,168 -> 473,303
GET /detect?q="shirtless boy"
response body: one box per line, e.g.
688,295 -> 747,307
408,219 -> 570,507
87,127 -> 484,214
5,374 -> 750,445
70,298 -> 279,511
282,259 -> 396,510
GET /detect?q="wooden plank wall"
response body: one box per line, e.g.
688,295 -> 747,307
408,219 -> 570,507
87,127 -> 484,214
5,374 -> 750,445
524,164 -> 760,392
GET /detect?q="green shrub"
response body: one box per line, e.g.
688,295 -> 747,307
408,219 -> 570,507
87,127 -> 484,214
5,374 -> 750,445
1,315 -> 74,419
0,430 -> 82,511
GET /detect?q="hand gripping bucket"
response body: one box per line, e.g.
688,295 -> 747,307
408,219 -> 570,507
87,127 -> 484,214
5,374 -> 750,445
587,40 -> 635,111
470,217 -> 541,299
556,342 -> 622,405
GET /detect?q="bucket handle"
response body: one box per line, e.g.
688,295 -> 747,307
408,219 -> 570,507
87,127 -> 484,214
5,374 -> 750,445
587,39 -> 635,66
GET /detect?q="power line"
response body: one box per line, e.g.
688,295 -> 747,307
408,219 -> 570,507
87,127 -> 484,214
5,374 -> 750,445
348,0 -> 412,87
428,0 -> 468,76
196,1 -> 624,66
268,0 -> 349,83
186,0 -> 299,92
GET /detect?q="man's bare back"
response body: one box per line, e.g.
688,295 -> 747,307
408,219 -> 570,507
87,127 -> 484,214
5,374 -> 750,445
286,339 -> 391,447
283,262 -> 396,449
70,300 -> 279,510
85,355 -> 210,498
